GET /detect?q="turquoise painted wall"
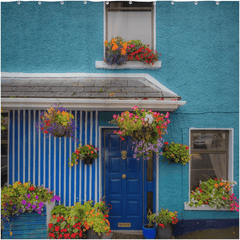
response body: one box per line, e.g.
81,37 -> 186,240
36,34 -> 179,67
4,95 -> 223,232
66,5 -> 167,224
2,1 -> 239,220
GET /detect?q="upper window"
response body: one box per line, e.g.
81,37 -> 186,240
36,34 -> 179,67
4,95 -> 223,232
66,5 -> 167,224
106,2 -> 154,49
190,130 -> 229,191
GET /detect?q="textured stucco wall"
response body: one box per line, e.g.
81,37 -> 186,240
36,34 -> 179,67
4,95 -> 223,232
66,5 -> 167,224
1,1 -> 239,220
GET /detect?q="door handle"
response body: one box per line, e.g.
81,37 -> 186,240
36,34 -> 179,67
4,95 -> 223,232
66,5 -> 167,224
122,174 -> 126,179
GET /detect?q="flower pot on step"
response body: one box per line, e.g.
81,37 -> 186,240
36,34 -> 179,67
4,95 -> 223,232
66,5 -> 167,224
142,224 -> 157,239
157,224 -> 173,239
87,229 -> 102,239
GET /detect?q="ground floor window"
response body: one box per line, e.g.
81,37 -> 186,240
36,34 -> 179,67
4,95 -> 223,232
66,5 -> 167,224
190,129 -> 230,190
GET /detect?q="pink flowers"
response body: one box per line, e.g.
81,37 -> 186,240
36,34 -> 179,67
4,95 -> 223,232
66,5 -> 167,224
135,115 -> 139,119
132,105 -> 138,111
165,112 -> 170,119
113,114 -> 117,119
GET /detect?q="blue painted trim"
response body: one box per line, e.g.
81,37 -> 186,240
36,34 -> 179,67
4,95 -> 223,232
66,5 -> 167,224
173,218 -> 239,236
9,111 -> 13,185
19,110 -> 24,184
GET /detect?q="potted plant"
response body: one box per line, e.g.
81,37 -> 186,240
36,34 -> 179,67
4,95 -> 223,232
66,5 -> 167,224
187,178 -> 239,211
104,37 -> 160,66
155,208 -> 178,239
142,209 -> 157,239
1,182 -> 60,238
36,105 -> 77,138
83,200 -> 111,239
162,142 -> 190,165
1,108 -> 5,131
110,105 -> 170,160
69,144 -> 99,166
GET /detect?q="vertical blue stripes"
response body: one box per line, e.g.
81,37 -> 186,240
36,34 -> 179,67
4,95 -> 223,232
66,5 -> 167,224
9,110 -> 100,206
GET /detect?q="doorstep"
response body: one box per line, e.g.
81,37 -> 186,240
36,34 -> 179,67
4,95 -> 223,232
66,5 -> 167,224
102,233 -> 114,239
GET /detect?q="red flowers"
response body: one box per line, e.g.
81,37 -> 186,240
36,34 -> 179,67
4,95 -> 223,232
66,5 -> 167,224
49,223 -> 53,229
55,226 -> 60,232
159,223 -> 165,228
29,186 -> 35,191
185,146 -> 189,150
164,142 -> 169,145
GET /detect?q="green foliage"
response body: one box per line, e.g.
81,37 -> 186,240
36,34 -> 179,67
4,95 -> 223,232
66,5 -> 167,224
187,178 -> 239,211
162,142 -> 190,165
48,200 -> 112,239
69,144 -> 99,166
146,209 -> 156,228
155,208 -> 178,227
1,181 -> 56,228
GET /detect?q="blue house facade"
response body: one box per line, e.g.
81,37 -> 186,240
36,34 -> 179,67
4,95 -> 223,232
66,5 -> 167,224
1,0 -> 239,235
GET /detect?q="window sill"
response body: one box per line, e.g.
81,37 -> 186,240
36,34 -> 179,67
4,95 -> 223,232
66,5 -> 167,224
184,202 -> 232,211
95,61 -> 161,69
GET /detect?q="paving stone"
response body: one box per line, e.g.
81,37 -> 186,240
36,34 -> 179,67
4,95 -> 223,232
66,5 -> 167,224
49,87 -> 68,92
128,93 -> 145,98
72,92 -> 92,97
111,80 -> 128,87
15,87 -> 34,92
1,87 -> 17,91
90,92 -> 110,98
28,80 -> 47,86
18,92 -> 38,97
32,87 -> 51,91
144,92 -> 163,97
54,92 -> 75,97
36,92 -> 56,97
84,87 -> 104,92
1,92 -> 20,97
60,80 -> 79,87
78,81 -> 95,87
128,80 -> 146,87
94,80 -> 112,86
43,81 -> 63,86
108,92 -> 127,97
66,87 -> 84,92
11,80 -> 31,86
1,79 -> 15,86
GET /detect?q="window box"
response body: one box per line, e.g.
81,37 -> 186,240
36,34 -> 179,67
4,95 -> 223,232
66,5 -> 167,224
95,61 -> 161,69
184,202 -> 232,211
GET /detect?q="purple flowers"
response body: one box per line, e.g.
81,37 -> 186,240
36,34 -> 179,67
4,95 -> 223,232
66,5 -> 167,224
27,194 -> 31,198
21,200 -> 26,205
51,195 -> 61,202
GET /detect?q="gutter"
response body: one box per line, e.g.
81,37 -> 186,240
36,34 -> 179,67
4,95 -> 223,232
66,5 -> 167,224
1,98 -> 186,111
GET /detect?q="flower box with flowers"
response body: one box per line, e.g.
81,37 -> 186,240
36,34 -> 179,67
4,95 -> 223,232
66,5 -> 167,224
69,144 -> 99,166
103,37 -> 161,68
48,199 -> 112,239
187,178 -> 239,211
1,182 -> 60,239
110,105 -> 170,160
36,105 -> 77,138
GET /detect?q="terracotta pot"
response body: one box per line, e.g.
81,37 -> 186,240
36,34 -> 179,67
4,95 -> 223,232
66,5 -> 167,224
83,157 -> 94,165
157,224 -> 173,239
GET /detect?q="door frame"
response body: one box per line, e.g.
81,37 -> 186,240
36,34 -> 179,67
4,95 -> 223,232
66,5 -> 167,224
100,127 -> 157,228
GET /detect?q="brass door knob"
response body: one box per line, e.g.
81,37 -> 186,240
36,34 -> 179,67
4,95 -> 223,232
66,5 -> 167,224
122,174 -> 126,179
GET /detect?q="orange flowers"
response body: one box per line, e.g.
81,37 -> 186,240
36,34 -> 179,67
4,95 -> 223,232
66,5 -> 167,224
112,43 -> 118,51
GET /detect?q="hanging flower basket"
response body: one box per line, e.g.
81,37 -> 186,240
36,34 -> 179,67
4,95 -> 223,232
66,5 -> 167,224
69,144 -> 99,166
162,142 -> 190,165
36,105 -> 77,138
110,106 -> 170,160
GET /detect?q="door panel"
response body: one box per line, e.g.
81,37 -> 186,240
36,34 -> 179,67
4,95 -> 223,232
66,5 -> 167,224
104,130 -> 143,230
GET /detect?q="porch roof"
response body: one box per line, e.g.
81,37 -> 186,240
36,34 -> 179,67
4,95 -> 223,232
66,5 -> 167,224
1,73 -> 186,111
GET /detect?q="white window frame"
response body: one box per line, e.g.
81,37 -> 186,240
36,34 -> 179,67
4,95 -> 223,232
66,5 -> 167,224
95,2 -> 161,69
184,128 -> 234,211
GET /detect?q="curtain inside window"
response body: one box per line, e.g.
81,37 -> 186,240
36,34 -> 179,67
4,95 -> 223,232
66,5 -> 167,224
108,12 -> 152,48
209,154 -> 227,180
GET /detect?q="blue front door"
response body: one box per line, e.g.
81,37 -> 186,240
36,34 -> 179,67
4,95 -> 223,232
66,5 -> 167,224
102,129 -> 144,230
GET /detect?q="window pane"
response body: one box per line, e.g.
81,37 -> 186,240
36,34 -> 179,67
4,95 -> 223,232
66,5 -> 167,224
107,12 -> 152,47
192,132 -> 227,150
191,153 -> 228,190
